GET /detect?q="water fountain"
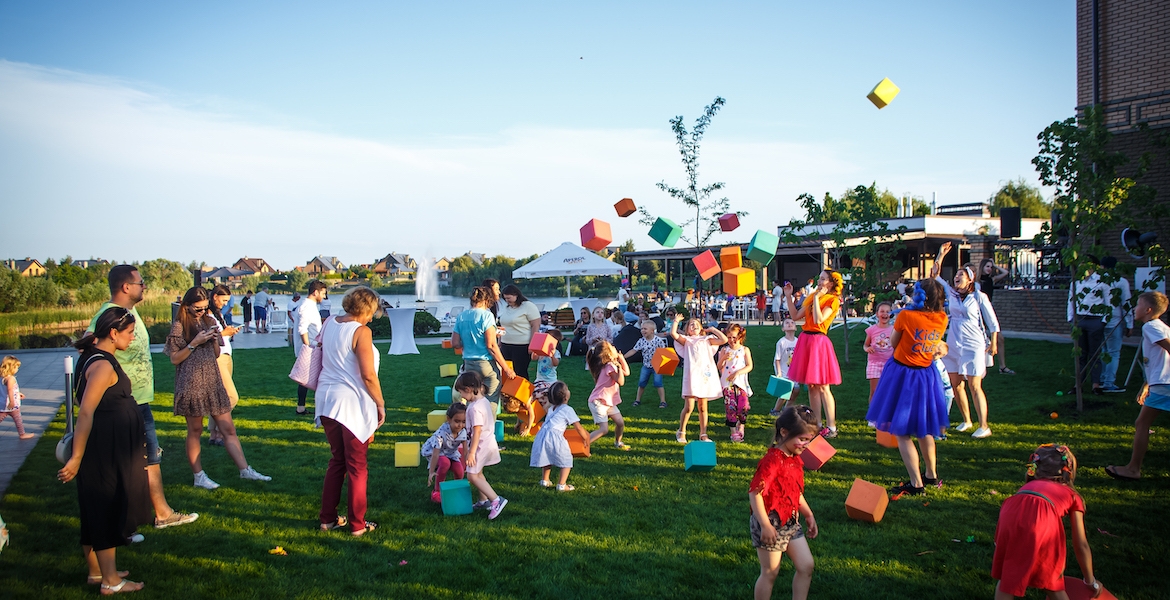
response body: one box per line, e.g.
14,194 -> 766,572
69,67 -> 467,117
415,256 -> 439,302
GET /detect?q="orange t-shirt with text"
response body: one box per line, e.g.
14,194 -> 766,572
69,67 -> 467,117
802,294 -> 841,335
892,309 -> 948,367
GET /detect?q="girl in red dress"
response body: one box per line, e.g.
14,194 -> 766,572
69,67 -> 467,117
992,444 -> 1102,599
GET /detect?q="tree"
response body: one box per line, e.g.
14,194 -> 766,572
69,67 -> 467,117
139,259 -> 192,291
638,97 -> 748,247
285,270 -> 309,292
988,177 -> 1051,218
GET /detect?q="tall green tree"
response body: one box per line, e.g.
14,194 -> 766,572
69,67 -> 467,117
988,177 -> 1051,218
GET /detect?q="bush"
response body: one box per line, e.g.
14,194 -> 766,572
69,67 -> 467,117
369,316 -> 391,338
76,282 -> 108,304
148,322 -> 172,344
414,311 -> 441,336
18,333 -> 73,349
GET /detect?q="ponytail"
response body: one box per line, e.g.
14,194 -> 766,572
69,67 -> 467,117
76,307 -> 135,351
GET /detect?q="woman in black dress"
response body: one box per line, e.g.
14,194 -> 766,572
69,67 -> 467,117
57,307 -> 151,594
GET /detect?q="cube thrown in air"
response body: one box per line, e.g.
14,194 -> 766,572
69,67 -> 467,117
723,267 -> 755,297
766,376 -> 794,399
439,363 -> 459,378
692,250 -> 720,281
845,478 -> 889,523
867,77 -> 900,109
746,230 -> 780,265
718,213 -> 740,232
528,332 -> 558,357
800,435 -> 836,471
614,197 -> 637,217
652,347 -> 680,376
580,218 -> 613,252
649,217 -> 682,247
720,246 -> 742,270
394,441 -> 421,467
440,479 -> 473,516
684,440 -> 717,472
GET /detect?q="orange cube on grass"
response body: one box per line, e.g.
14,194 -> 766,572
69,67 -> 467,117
441,339 -> 452,349
876,429 -> 899,448
845,478 -> 889,523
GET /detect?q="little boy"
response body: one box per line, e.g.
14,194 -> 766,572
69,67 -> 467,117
626,320 -> 668,408
770,319 -> 800,416
1107,291 -> 1170,481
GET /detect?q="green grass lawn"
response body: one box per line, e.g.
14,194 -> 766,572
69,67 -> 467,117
1,326 -> 1167,599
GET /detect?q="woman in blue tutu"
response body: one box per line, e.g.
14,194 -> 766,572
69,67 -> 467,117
865,279 -> 949,496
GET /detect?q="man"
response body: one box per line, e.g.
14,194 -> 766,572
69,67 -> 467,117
89,265 -> 197,529
253,287 -> 271,333
771,280 -> 784,323
293,282 -> 327,415
1099,257 -> 1133,393
1068,263 -> 1110,394
241,290 -> 254,333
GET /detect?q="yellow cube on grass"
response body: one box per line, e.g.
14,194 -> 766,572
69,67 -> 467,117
867,77 -> 900,109
395,441 -> 421,467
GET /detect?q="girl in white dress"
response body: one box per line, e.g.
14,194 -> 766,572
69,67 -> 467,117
670,314 -> 729,443
530,382 -> 590,491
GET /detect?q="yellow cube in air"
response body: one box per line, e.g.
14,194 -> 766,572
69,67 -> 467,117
723,267 -> 756,297
439,364 -> 459,378
867,77 -> 900,109
428,409 -> 447,431
395,441 -> 421,467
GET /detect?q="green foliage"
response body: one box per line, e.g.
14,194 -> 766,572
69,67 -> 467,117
368,315 -> 391,338
988,177 -> 1052,218
17,332 -> 72,348
367,274 -> 383,289
284,270 -> 309,292
239,274 -> 266,293
413,310 -> 441,336
0,266 -> 63,312
139,259 -> 193,292
75,282 -> 108,304
148,322 -> 172,344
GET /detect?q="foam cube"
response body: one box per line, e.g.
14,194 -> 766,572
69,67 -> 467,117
876,429 -> 899,448
439,363 -> 459,377
395,441 -> 421,467
723,267 -> 756,297
684,440 -> 717,472
454,346 -> 462,356
565,429 -> 590,457
800,435 -> 836,471
867,77 -> 900,109
434,386 -> 452,404
719,246 -> 742,270
529,400 -> 547,436
746,230 -> 780,265
1062,577 -> 1117,600
428,409 -> 448,431
502,375 -> 533,403
718,213 -> 740,232
845,478 -> 889,523
580,218 -> 613,252
649,217 -> 682,248
614,197 -> 637,217
441,339 -> 452,349
439,479 -> 473,516
652,347 -> 680,376
767,376 -> 794,399
692,250 -> 720,281
528,332 -> 558,357
494,420 -> 505,443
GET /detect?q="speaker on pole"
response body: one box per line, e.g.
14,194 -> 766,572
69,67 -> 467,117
1000,207 -> 1021,238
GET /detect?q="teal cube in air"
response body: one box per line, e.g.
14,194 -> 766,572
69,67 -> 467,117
746,230 -> 780,265
684,440 -> 717,472
495,420 -> 505,443
434,386 -> 453,404
649,217 -> 682,248
439,479 -> 473,516
767,376 -> 794,399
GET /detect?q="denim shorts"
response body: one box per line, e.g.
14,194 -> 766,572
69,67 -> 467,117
638,364 -> 664,389
139,403 -> 161,465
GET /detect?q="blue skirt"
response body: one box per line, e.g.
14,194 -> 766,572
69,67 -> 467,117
865,359 -> 949,439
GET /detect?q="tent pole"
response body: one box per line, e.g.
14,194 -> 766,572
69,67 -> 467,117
566,276 -> 571,299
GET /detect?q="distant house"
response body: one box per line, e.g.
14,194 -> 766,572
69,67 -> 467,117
464,252 -> 486,266
3,258 -> 47,277
71,259 -> 109,269
232,257 -> 275,275
303,255 -> 345,275
372,252 -> 417,282
433,257 -> 451,286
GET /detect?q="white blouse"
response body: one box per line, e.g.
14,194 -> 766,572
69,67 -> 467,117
314,319 -> 380,441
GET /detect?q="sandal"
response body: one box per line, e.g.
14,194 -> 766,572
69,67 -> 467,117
320,516 -> 348,531
658,401 -> 668,409
698,433 -> 710,442
351,521 -> 377,537
614,442 -> 630,451
632,400 -> 641,407
999,367 -> 1016,375
538,480 -> 552,487
100,580 -> 144,595
675,431 -> 686,444
1105,465 -> 1140,481
88,571 -> 129,585
888,481 -> 925,496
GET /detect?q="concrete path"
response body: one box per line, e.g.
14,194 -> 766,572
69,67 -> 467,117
0,348 -> 77,500
149,331 -> 446,353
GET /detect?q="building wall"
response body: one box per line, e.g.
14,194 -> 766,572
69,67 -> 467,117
992,290 -> 1069,335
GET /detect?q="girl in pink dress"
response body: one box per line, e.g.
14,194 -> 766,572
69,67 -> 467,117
455,371 -> 508,520
586,341 -> 631,450
669,315 -> 729,443
784,270 -> 844,438
863,302 -> 895,405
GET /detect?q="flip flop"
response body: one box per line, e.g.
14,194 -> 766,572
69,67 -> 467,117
1105,465 -> 1140,481
88,571 -> 129,585
320,516 -> 348,531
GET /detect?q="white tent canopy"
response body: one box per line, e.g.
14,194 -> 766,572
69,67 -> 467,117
512,242 -> 629,298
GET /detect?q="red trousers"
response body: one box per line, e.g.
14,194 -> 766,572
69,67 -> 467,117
432,455 -> 466,494
320,417 -> 370,532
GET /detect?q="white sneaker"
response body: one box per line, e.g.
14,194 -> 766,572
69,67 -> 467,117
955,422 -> 973,433
193,471 -> 220,490
971,427 -> 992,439
239,466 -> 272,481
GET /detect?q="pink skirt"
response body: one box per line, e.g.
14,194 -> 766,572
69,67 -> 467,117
787,333 -> 841,385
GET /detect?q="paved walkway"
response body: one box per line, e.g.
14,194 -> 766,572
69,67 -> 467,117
0,348 -> 77,499
149,331 -> 446,353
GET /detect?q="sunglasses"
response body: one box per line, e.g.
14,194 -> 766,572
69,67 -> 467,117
190,306 -> 208,314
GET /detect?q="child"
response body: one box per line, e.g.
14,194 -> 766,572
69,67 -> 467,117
992,444 -> 1100,599
865,279 -> 950,496
519,330 -> 562,435
454,371 -> 507,519
749,406 -> 820,600
718,324 -> 754,442
770,319 -> 800,416
586,341 -> 631,449
1107,291 -> 1170,481
625,320 -> 667,408
784,270 -> 844,438
0,356 -> 35,440
530,381 -> 590,491
863,302 -> 895,404
670,314 -> 729,443
423,403 -> 468,503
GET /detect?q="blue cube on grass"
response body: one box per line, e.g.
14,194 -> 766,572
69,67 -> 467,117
495,419 -> 505,443
684,440 -> 717,472
439,479 -> 473,516
767,376 -> 794,399
434,386 -> 452,404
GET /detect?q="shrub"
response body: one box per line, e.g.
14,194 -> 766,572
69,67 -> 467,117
76,282 -> 108,304
18,333 -> 73,349
369,316 -> 391,338
148,322 -> 172,344
414,311 -> 441,336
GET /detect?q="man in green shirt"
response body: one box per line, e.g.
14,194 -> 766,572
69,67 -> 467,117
88,265 -> 197,529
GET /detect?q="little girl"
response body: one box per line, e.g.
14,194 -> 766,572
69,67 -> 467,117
670,315 -> 729,443
454,371 -> 508,519
992,444 -> 1100,599
749,405 -> 820,600
784,270 -> 844,438
520,330 -> 562,435
718,324 -> 754,442
866,279 -> 950,496
0,356 -> 34,440
863,302 -> 894,404
586,341 -> 630,450
530,381 -> 590,491
423,403 -> 467,504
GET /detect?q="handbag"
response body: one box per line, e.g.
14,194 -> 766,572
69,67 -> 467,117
289,317 -> 331,390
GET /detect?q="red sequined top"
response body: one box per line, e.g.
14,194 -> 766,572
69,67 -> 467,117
749,448 -> 805,520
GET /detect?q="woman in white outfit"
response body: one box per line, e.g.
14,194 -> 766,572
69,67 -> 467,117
933,242 -> 1000,438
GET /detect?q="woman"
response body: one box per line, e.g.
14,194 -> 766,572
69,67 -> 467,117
208,285 -> 242,447
497,284 -> 541,381
570,307 -> 591,356
58,307 -> 151,595
316,287 -> 385,536
453,286 -> 515,406
166,286 -> 270,490
979,258 -> 1015,374
934,243 -> 1001,438
482,278 -> 501,320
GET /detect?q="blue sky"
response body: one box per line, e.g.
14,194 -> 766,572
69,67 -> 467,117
0,1 -> 1074,270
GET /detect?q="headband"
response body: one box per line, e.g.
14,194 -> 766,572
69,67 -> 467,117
964,266 -> 974,280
